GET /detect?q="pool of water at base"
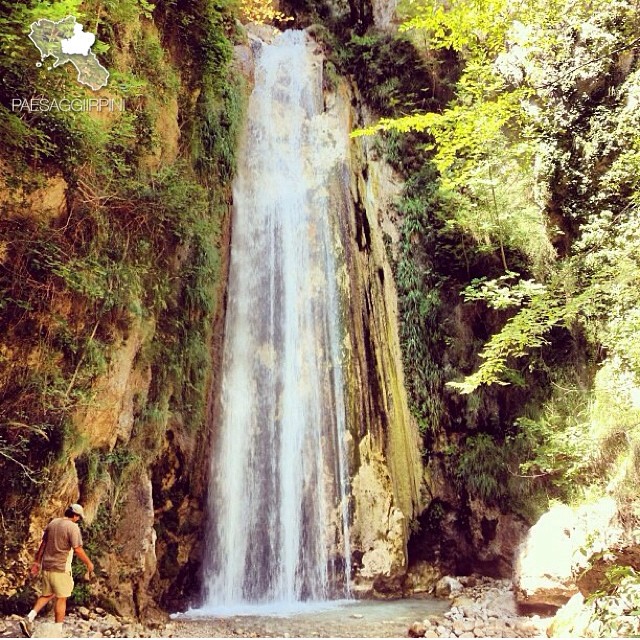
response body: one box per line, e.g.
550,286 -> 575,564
171,598 -> 451,638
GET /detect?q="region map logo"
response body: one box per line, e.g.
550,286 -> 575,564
10,15 -> 124,113
28,15 -> 108,90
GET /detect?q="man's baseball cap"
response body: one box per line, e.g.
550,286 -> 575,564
69,503 -> 85,519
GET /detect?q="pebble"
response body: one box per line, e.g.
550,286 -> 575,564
452,620 -> 465,634
351,614 -> 364,619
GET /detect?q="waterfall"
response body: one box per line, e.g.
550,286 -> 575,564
202,29 -> 352,612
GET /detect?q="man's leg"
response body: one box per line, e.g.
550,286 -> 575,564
32,594 -> 55,614
20,594 -> 54,636
53,596 -> 67,623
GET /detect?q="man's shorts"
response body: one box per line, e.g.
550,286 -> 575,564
37,570 -> 74,598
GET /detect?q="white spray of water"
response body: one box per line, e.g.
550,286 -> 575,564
201,29 -> 352,614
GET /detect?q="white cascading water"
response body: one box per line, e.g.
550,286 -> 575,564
202,30 -> 352,613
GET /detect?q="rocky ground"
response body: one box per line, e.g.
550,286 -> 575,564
0,607 -> 165,639
407,576 -> 551,639
0,578 -> 552,638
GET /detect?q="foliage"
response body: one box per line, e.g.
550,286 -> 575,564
449,202 -> 640,392
0,0 -> 243,581
155,0 -> 236,82
447,290 -> 565,393
336,32 -> 439,117
461,273 -> 546,310
238,0 -> 291,24
349,0 -> 640,540
365,0 -> 640,392
400,0 -> 512,55
393,164 -> 449,434
70,574 -> 92,607
447,355 -> 637,513
353,89 -> 551,274
451,432 -> 541,513
192,76 -> 245,184
586,566 -> 640,637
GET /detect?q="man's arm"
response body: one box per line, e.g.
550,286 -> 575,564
73,546 -> 95,576
30,534 -> 47,577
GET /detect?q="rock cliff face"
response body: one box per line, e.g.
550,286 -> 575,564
371,0 -> 397,30
0,3 -> 238,615
320,49 -> 529,592
321,71 -> 424,593
513,498 -> 628,608
2,185 -> 232,617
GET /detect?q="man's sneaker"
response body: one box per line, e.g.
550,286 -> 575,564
19,617 -> 34,638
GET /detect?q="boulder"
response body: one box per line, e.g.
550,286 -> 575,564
483,587 -> 518,618
77,606 -> 91,620
435,576 -> 463,598
407,560 -> 441,593
373,571 -> 408,596
34,621 -> 66,638
546,593 -> 591,638
408,621 -> 427,637
513,498 -> 623,608
451,619 -> 474,635
513,504 -> 579,607
458,575 -> 478,588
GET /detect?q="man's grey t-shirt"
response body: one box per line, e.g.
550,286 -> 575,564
41,517 -> 83,573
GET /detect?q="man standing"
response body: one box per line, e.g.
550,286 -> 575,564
20,503 -> 95,638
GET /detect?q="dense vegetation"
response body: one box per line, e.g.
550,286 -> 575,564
345,0 -> 640,625
342,0 -> 640,513
0,0 -> 243,610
